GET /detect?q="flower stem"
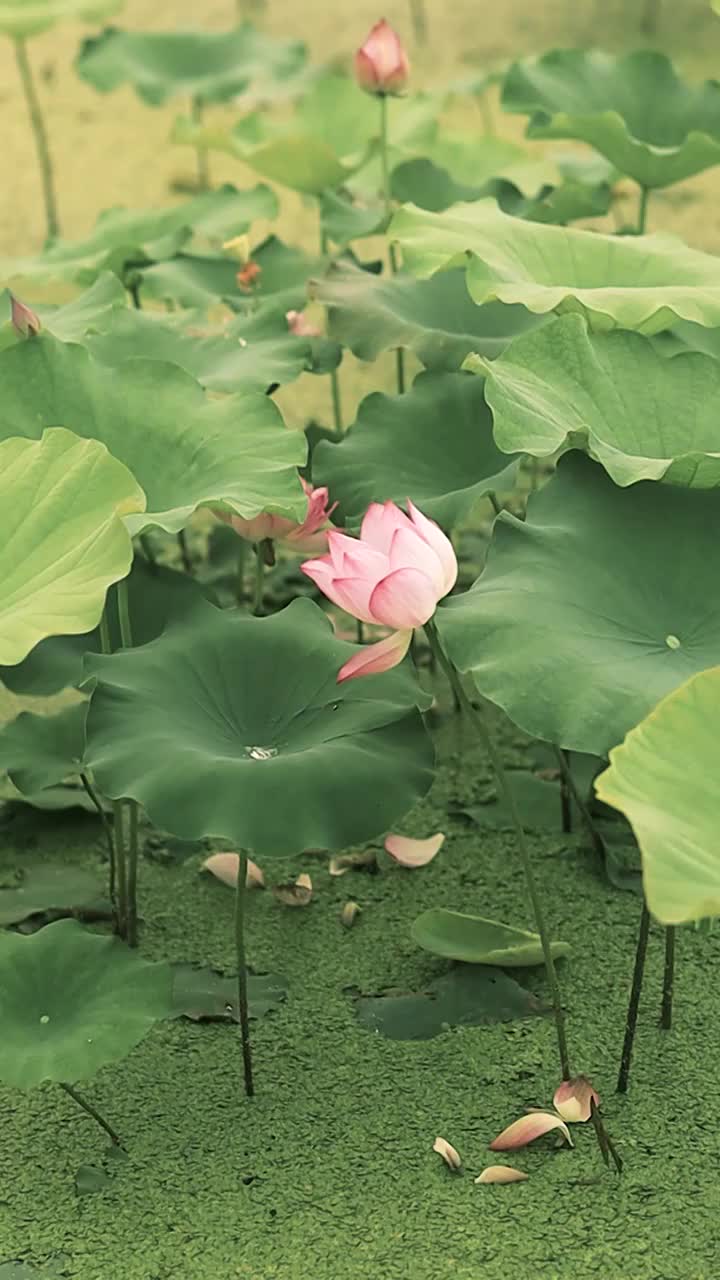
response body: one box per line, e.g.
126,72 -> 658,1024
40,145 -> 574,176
116,577 -> 139,947
617,901 -> 651,1092
191,96 -> 210,190
98,603 -> 128,936
14,37 -> 59,243
320,226 -> 344,438
379,93 -> 405,396
80,772 -> 117,919
252,544 -> 265,615
235,538 -> 247,605
637,186 -> 650,234
553,746 -> 607,865
660,926 -> 675,1031
234,852 -> 255,1096
408,0 -> 428,43
177,528 -> 193,574
59,1082 -> 122,1147
424,619 -> 570,1080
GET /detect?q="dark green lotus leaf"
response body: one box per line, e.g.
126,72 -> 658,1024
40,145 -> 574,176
503,49 -> 720,189
459,770 -> 564,831
0,703 -> 87,795
170,965 -> 288,1021
0,920 -> 173,1087
312,263 -> 542,370
0,334 -> 306,534
139,235 -> 325,313
0,866 -> 104,927
0,185 -> 277,288
313,372 -> 518,529
0,276 -> 125,355
0,0 -> 120,39
411,909 -> 570,966
481,312 -> 720,486
84,597 -> 434,856
355,963 -> 543,1040
391,157 -> 486,212
319,190 -> 386,250
436,452 -> 720,758
76,24 -> 308,106
496,175 -> 612,225
2,785 -> 100,815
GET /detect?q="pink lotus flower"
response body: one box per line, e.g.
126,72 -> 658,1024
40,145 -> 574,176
219,477 -> 336,555
10,295 -> 41,338
286,309 -> 321,339
301,499 -> 457,682
354,19 -> 410,97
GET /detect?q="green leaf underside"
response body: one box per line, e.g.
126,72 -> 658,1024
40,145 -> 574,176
0,429 -> 144,667
355,964 -> 544,1040
483,313 -> 720,485
313,372 -> 518,528
85,598 -> 434,856
0,920 -> 173,1087
437,452 -> 720,758
411,908 -> 570,966
0,702 -> 87,794
596,666 -> 720,925
391,200 -> 720,335
0,865 -> 104,927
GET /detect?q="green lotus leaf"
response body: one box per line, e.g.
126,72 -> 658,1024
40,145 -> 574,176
0,275 -> 125,352
313,372 -> 518,528
312,262 -> 542,370
171,965 -> 288,1022
172,116 -> 356,195
391,157 -> 487,212
436,452 -> 720,758
0,864 -> 104,927
355,964 -> 542,1039
319,190 -> 386,250
390,199 -> 720,334
76,23 -> 307,106
411,908 -> 570,966
0,0 -> 120,38
139,235 -> 324,312
0,335 -> 306,534
495,174 -> 612,225
391,156 -> 611,224
502,49 -> 720,189
480,312 -> 720,486
84,597 -> 434,857
0,185 -> 277,287
0,428 -> 144,667
0,702 -> 87,794
595,666 -> 720,924
0,920 -> 173,1088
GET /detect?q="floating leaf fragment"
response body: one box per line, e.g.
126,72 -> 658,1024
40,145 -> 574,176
475,1165 -> 528,1185
432,1136 -> 462,1172
490,1112 -> 573,1151
201,852 -> 265,889
553,1076 -> 599,1124
384,832 -> 445,867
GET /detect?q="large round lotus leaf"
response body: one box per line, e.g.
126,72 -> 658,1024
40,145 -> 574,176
436,452 -> 720,758
0,335 -> 306,535
139,235 -> 324,313
411,908 -> 570,967
480,312 -> 720,486
0,0 -> 120,38
171,120 -> 361,197
0,702 -> 87,794
84,597 -> 434,856
595,667 -> 720,925
0,429 -> 144,668
0,276 -> 125,354
390,200 -> 720,335
313,372 -> 518,528
0,185 -> 277,288
76,24 -> 307,106
0,920 -> 173,1089
502,49 -> 720,190
312,263 -> 542,371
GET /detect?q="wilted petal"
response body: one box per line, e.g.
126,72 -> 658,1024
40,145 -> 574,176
201,853 -> 265,890
490,1112 -> 573,1151
337,629 -> 412,683
272,873 -> 313,907
340,901 -> 361,929
475,1166 -> 528,1185
384,832 -> 445,868
432,1136 -> 462,1172
10,295 -> 41,338
553,1076 -> 600,1124
330,850 -> 377,876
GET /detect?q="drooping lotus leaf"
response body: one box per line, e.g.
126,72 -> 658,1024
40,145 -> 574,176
355,964 -> 543,1039
0,335 -> 306,534
171,965 -> 288,1022
495,174 -> 612,225
479,312 -> 720,486
313,372 -> 518,528
0,185 -> 277,287
391,156 -> 611,224
0,0 -> 120,38
0,275 -> 125,353
84,597 -> 434,856
0,429 -> 144,667
0,865 -> 104,927
390,157 -> 488,212
319,190 -> 386,249
595,666 -> 720,925
390,200 -> 720,335
0,702 -> 87,794
411,909 -> 570,966
312,263 -> 542,370
139,235 -> 325,312
76,23 -> 308,106
436,452 -> 720,758
502,49 -> 720,190
0,920 -> 173,1088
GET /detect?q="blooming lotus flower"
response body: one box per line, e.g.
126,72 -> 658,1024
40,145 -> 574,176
286,309 -> 321,338
218,477 -> 336,555
302,500 -> 457,682
354,19 -> 410,97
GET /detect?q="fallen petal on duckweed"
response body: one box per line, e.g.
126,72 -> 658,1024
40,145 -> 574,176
490,1112 -> 573,1151
475,1165 -> 529,1185
272,873 -> 313,907
553,1076 -> 600,1124
201,853 -> 265,890
385,832 -> 445,868
340,901 -> 361,929
329,850 -> 377,877
432,1136 -> 462,1171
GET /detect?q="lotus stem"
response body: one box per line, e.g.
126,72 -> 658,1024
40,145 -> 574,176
191,97 -> 210,191
236,539 -> 247,605
424,618 -> 570,1080
661,926 -> 675,1030
379,93 -> 406,396
252,543 -> 265,615
177,528 -> 193,574
59,1082 -> 122,1147
477,91 -> 495,137
98,603 -> 128,936
589,1096 -> 623,1175
14,37 -> 59,243
558,749 -> 572,834
117,577 -> 139,947
234,852 -> 255,1096
408,0 -> 428,43
553,746 -> 607,864
80,772 -> 117,918
637,186 -> 650,235
640,0 -> 661,35
617,901 -> 651,1092
320,226 -> 344,438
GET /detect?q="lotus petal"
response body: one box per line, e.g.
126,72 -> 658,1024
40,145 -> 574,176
475,1165 -> 528,1184
385,832 -> 445,868
490,1112 -> 572,1151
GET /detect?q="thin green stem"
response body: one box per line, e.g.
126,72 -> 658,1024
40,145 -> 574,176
409,0 -> 428,43
558,749 -> 572,834
617,901 -> 651,1092
138,532 -> 157,568
113,800 -> 128,940
14,38 -> 59,242
320,225 -> 344,437
424,619 -> 570,1080
661,925 -> 675,1031
177,528 -> 193,574
477,91 -> 495,136
553,746 -> 607,865
116,577 -> 139,946
637,186 -> 650,235
379,93 -> 406,396
80,772 -> 116,917
191,97 -> 210,191
116,577 -> 132,650
59,1082 -> 122,1147
234,852 -> 255,1096
126,800 -> 139,948
235,539 -> 247,605
589,1097 -> 623,1175
487,491 -> 502,517
252,543 -> 265,615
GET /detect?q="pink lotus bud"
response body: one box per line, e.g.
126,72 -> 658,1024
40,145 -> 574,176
286,309 -> 322,339
10,295 -> 41,338
354,19 -> 410,97
301,499 -> 457,681
217,477 -> 337,556
553,1076 -> 600,1124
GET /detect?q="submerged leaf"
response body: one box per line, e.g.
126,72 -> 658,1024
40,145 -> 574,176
170,964 -> 287,1022
355,963 -> 543,1040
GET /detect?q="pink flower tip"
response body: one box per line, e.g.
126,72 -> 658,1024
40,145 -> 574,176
10,295 -> 41,338
553,1076 -> 600,1124
354,19 -> 410,97
489,1112 -> 573,1152
286,309 -> 322,338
